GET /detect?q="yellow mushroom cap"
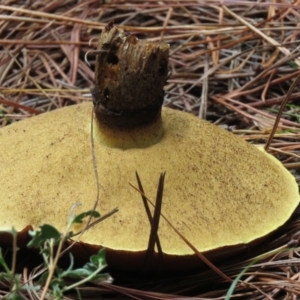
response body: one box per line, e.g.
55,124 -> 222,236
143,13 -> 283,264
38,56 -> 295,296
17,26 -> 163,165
0,102 -> 298,271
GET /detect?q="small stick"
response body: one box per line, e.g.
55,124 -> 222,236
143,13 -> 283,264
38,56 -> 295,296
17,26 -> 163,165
135,172 -> 163,269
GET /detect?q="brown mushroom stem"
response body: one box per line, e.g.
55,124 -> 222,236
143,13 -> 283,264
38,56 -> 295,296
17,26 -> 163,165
91,23 -> 169,130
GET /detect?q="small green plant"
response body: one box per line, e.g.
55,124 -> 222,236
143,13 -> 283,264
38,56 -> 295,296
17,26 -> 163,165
0,208 -> 112,300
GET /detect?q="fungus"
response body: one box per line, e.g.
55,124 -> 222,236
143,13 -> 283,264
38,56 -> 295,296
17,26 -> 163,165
0,24 -> 298,272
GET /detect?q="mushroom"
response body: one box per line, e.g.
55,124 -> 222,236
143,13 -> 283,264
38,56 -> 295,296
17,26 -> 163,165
0,24 -> 298,272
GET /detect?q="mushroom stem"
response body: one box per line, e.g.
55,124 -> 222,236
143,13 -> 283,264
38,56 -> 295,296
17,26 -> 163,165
91,22 -> 169,129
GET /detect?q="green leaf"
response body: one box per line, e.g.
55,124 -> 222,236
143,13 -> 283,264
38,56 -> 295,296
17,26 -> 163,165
82,262 -> 98,273
90,248 -> 106,267
40,247 -> 51,258
8,294 -> 24,300
55,266 -> 63,277
27,224 -> 61,248
61,249 -> 107,279
90,273 -> 111,281
38,271 -> 49,285
288,60 -> 299,69
20,284 -> 41,291
50,277 -> 65,289
63,268 -> 91,278
51,282 -> 64,299
72,210 -> 100,224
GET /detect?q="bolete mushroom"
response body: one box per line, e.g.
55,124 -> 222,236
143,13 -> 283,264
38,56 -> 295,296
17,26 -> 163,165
0,24 -> 298,272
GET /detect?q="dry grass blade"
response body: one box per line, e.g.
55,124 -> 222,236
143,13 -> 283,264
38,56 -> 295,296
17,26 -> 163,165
144,172 -> 165,270
135,172 -> 163,263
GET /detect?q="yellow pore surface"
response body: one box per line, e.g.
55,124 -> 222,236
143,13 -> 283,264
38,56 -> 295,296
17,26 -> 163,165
0,102 -> 298,255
